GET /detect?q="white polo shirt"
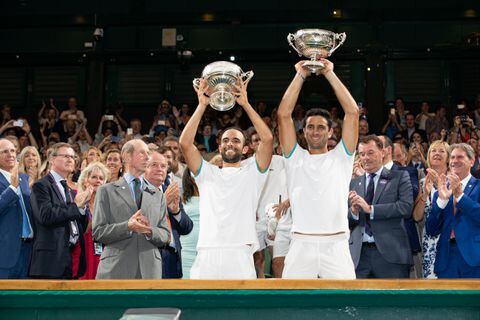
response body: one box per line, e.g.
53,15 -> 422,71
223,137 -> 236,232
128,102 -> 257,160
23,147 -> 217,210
193,158 -> 268,253
284,140 -> 355,234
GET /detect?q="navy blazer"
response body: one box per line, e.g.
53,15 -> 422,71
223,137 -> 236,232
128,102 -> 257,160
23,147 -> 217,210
0,173 -> 32,270
29,174 -> 87,278
160,202 -> 194,279
391,163 -> 422,254
426,176 -> 480,272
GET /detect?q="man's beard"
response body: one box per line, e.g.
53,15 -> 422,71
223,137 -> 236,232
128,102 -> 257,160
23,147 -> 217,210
221,149 -> 242,163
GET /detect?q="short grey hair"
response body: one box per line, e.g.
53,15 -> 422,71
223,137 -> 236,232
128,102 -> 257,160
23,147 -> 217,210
121,139 -> 137,160
450,143 -> 475,161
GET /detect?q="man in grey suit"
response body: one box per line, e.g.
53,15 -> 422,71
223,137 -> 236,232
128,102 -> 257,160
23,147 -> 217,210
348,135 -> 413,278
93,139 -> 170,279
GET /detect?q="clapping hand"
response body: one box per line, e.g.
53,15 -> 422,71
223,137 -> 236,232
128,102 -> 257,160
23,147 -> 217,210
74,185 -> 94,208
128,210 -> 152,236
165,182 -> 180,213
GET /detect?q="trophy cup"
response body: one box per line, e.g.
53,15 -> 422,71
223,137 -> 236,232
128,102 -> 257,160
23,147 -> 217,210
287,29 -> 346,72
193,61 -> 254,111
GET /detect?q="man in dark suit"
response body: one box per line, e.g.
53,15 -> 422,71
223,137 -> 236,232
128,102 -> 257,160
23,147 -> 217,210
0,138 -> 33,279
144,149 -> 193,278
349,135 -> 413,278
29,142 -> 88,279
426,143 -> 480,278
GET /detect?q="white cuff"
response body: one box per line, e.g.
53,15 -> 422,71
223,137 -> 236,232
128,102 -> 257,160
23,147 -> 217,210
436,197 -> 449,209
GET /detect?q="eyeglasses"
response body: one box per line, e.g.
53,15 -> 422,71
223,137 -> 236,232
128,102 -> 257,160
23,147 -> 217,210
55,154 -> 75,160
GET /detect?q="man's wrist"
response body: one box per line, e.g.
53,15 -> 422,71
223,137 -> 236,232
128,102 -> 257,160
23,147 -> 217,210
296,72 -> 306,81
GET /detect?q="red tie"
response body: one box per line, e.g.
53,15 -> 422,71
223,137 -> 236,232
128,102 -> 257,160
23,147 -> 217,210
450,197 -> 457,239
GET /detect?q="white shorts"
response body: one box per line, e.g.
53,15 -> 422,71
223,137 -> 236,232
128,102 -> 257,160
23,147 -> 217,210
190,246 -> 256,280
273,229 -> 291,258
282,233 -> 356,279
256,219 -> 268,251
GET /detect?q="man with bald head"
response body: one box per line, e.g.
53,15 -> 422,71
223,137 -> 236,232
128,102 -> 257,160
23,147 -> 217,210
93,139 -> 170,279
144,150 -> 193,278
180,77 -> 273,279
0,138 -> 33,278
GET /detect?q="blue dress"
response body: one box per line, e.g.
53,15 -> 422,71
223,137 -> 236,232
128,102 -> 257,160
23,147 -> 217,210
180,197 -> 200,279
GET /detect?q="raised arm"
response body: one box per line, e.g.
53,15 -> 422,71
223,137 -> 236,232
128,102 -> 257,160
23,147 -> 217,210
319,58 -> 359,153
234,79 -> 273,172
277,61 -> 309,156
179,80 -> 209,175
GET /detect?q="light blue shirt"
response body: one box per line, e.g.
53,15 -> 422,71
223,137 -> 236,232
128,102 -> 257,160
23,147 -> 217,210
50,170 -> 68,202
123,172 -> 145,202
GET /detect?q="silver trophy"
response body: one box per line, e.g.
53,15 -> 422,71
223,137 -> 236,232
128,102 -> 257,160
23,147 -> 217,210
287,29 -> 346,72
193,61 -> 254,111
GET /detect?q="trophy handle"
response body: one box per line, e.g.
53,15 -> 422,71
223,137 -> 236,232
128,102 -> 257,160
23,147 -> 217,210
241,71 -> 254,84
329,32 -> 347,55
287,33 -> 303,57
192,78 -> 201,90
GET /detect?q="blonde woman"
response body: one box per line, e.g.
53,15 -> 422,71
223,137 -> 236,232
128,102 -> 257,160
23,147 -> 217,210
80,146 -> 102,170
412,140 -> 450,279
74,162 -> 110,280
102,148 -> 123,182
18,146 -> 42,187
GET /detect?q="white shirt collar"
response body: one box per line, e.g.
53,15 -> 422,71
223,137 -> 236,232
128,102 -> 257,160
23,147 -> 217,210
50,170 -> 66,183
384,161 -> 394,170
461,174 -> 472,191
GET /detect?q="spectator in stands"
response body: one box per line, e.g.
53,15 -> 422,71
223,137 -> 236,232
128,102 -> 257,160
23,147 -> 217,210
395,98 -> 409,129
401,114 -> 425,142
38,99 -> 62,138
68,123 -> 93,153
59,97 -> 87,126
93,139 -> 170,279
349,135 -> 413,278
94,115 -> 124,146
18,146 -> 42,188
163,136 -> 186,176
144,149 -> 193,278
412,140 -> 450,278
0,138 -> 34,279
426,105 -> 449,137
81,146 -> 102,171
154,100 -> 177,131
180,168 -> 200,279
29,142 -> 88,279
129,118 -> 143,139
195,123 -> 217,153
415,101 -> 435,131
0,104 -> 12,126
359,118 -> 369,138
173,103 -> 191,131
382,109 -> 403,140
102,148 -> 123,182
426,143 -> 480,278
75,162 -> 109,280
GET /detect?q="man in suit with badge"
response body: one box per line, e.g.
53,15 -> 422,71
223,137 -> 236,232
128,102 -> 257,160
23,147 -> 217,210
349,135 -> 414,278
93,139 -> 170,279
426,143 -> 480,278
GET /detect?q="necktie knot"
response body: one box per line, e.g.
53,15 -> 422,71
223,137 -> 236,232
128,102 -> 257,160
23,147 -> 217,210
368,173 -> 376,180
